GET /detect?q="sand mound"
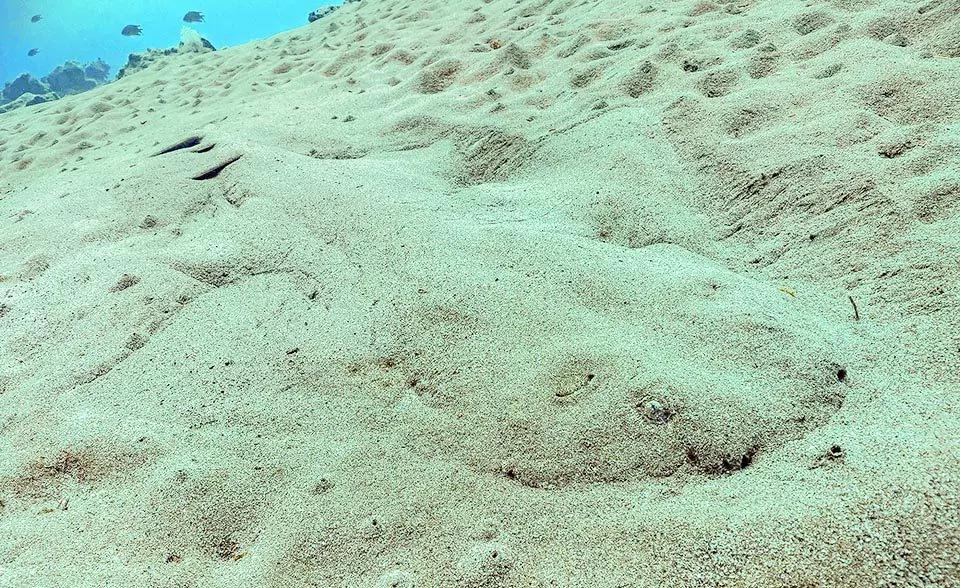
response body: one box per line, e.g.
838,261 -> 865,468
0,0 -> 958,586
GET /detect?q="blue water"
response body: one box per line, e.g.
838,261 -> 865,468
1,0 -> 338,83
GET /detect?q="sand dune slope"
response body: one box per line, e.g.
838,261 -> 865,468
0,0 -> 958,586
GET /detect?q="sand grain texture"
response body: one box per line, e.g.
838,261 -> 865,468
0,0 -> 958,586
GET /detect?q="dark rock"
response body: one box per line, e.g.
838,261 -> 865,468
2,73 -> 48,103
43,61 -> 98,96
84,59 -> 111,84
117,36 -> 215,80
1,57 -> 111,113
0,58 -> 108,114
26,94 -> 49,106
309,6 -> 339,22
117,48 -> 176,80
0,91 -> 58,114
309,0 -> 358,22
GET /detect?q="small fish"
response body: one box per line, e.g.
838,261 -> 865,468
183,11 -> 205,23
121,24 -> 143,36
31,14 -> 43,23
27,48 -> 39,56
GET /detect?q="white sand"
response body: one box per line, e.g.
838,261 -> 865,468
0,0 -> 958,586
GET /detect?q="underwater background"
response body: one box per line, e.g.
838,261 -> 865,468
1,0 -> 338,83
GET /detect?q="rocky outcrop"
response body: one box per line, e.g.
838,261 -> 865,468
2,73 -> 47,103
0,92 -> 57,114
309,0 -> 360,23
116,48 -> 178,80
84,59 -> 111,84
0,28 -> 214,112
1,59 -> 111,112
117,32 -> 216,80
43,60 -> 110,96
309,6 -> 338,22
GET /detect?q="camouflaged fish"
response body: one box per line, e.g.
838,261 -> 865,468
183,11 -> 205,23
121,24 -> 143,36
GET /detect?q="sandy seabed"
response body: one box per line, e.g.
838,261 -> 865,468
0,0 -> 958,586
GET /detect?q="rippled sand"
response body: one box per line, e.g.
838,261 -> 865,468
0,0 -> 958,586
